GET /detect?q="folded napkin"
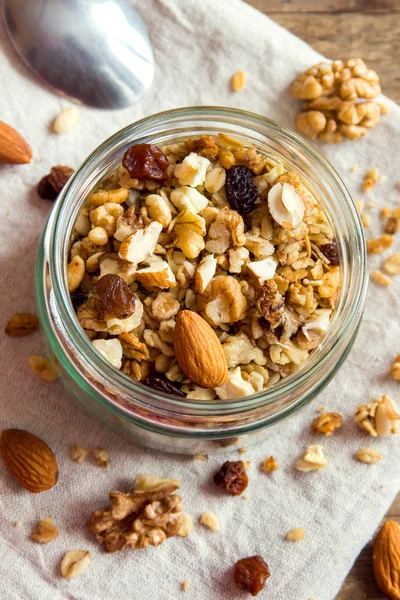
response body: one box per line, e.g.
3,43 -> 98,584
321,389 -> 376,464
0,1 -> 399,599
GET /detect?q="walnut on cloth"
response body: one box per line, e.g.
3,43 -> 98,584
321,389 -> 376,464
87,480 -> 183,552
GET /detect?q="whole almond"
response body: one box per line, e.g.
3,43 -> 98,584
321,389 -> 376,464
173,310 -> 228,388
0,121 -> 32,164
0,429 -> 58,493
373,521 -> 400,600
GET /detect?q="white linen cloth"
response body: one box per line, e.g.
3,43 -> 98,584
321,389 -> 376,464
0,1 -> 399,599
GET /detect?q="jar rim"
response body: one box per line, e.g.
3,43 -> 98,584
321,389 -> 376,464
43,106 -> 367,418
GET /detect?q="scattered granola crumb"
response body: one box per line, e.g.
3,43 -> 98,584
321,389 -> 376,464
351,164 -> 359,172
5,313 -> 39,337
371,271 -> 392,287
262,456 -> 278,473
381,206 -> 392,219
193,452 -> 208,462
53,106 -> 80,134
242,493 -> 249,500
355,199 -> 364,213
296,445 -> 327,472
383,253 -> 400,275
367,202 -> 377,209
286,527 -> 306,541
32,517 -> 59,544
243,461 -> 252,471
361,213 -> 370,227
378,101 -> 390,115
391,361 -> 400,381
93,447 -> 110,468
70,445 -> 89,464
362,168 -> 383,192
28,355 -> 58,382
60,550 -> 90,578
367,235 -> 394,254
238,447 -> 247,455
318,405 -> 325,412
14,521 -> 22,528
231,70 -> 246,92
312,412 -> 343,436
356,448 -> 382,464
354,395 -> 400,437
182,580 -> 190,592
199,510 -> 220,531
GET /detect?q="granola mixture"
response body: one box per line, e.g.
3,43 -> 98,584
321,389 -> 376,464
68,133 -> 340,399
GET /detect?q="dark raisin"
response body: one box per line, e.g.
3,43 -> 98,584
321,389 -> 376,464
320,241 -> 340,266
37,165 -> 74,200
122,143 -> 169,181
70,288 -> 88,311
213,460 -> 248,496
96,274 -> 136,319
143,376 -> 186,397
234,556 -> 270,597
225,165 -> 258,215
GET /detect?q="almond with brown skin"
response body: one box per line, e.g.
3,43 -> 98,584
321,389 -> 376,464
173,310 -> 228,388
373,521 -> 400,600
0,121 -> 32,164
0,429 -> 58,493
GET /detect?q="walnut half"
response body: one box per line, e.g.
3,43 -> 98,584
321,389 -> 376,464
87,480 -> 183,552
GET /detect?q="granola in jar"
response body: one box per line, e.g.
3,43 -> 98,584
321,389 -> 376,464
68,133 -> 340,400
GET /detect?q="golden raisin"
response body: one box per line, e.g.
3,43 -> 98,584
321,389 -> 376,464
234,555 -> 270,597
213,460 -> 248,496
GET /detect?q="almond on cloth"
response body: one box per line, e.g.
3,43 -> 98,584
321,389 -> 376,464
0,121 -> 32,164
373,521 -> 400,600
0,429 -> 58,493
173,310 -> 228,388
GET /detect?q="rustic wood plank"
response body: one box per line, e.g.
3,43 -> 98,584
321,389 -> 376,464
247,0 -> 400,12
266,12 -> 400,102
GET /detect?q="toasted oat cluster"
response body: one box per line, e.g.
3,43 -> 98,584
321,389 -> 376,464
67,133 -> 340,399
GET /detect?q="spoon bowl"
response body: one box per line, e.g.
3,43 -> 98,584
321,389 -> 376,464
2,0 -> 154,109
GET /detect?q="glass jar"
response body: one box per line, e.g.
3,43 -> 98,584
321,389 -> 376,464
36,107 -> 367,454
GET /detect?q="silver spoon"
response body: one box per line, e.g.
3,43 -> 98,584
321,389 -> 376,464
2,0 -> 154,109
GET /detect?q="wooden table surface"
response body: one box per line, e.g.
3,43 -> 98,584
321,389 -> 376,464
244,1 -> 400,598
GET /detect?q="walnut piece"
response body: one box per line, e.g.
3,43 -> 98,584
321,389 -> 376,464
311,412 -> 343,436
291,59 -> 383,143
119,332 -> 149,361
199,275 -> 247,325
223,331 -> 267,368
87,480 -> 183,552
173,210 -> 206,259
354,396 -> 400,437
177,512 -> 193,537
32,517 -> 59,544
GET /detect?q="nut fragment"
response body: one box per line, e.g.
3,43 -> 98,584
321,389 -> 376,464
178,512 -> 193,537
70,445 -> 89,464
286,527 -> 306,542
356,448 -> 382,464
87,481 -> 183,551
371,271 -> 393,287
28,356 -> 58,382
311,412 -> 343,436
268,183 -> 305,231
367,235 -> 394,255
32,517 -> 59,544
262,457 -> 278,473
5,313 -> 39,337
199,510 -> 220,531
67,255 -> 86,292
182,580 -> 190,592
61,550 -> 90,579
93,447 -> 110,468
296,444 -> 327,472
53,106 -> 80,134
